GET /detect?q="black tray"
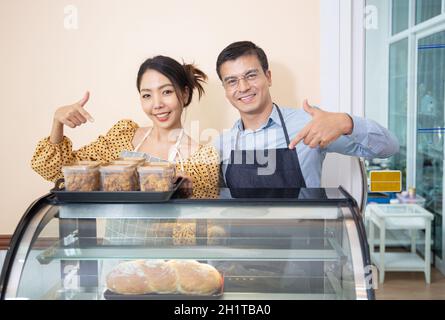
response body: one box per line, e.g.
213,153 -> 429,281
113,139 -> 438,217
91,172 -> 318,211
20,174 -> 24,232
51,177 -> 185,203
103,289 -> 223,300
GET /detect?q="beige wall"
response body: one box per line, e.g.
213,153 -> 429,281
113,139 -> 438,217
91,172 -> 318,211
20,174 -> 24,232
0,0 -> 320,234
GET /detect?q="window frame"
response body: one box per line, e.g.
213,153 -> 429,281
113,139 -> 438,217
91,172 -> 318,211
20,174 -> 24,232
385,0 -> 445,271
320,0 -> 444,210
388,0 -> 445,188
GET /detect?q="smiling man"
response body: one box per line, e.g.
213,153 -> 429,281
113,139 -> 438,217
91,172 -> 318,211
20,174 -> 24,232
214,41 -> 400,189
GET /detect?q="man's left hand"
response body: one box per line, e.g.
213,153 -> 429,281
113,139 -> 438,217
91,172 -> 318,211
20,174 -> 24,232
289,99 -> 354,150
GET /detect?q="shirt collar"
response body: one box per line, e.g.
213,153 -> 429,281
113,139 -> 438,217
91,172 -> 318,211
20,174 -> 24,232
233,103 -> 283,132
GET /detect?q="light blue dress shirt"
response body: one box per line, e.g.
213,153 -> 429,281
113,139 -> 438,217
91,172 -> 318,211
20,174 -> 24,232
214,104 -> 400,188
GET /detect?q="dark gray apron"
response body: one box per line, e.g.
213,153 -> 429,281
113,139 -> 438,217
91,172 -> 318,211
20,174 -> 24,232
225,105 -> 306,197
218,107 -> 325,292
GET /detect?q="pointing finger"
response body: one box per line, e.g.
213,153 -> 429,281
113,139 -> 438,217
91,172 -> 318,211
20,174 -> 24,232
75,105 -> 95,122
308,136 -> 323,149
73,111 -> 87,124
77,91 -> 90,107
304,130 -> 318,146
289,123 -> 311,149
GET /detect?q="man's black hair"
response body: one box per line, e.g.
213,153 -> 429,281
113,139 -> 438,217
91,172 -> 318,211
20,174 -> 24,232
216,41 -> 269,80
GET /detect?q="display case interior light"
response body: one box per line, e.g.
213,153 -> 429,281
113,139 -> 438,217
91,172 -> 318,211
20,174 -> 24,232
369,170 -> 402,192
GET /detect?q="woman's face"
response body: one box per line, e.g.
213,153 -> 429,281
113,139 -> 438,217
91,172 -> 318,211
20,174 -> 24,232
139,69 -> 185,130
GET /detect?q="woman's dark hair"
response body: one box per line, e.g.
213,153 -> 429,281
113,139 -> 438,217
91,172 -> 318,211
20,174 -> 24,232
137,55 -> 207,107
216,41 -> 269,80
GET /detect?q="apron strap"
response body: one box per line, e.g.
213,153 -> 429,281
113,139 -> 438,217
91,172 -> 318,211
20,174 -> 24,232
134,127 -> 153,152
168,129 -> 185,163
235,131 -> 241,151
234,104 -> 291,150
275,105 -> 291,146
134,126 -> 185,171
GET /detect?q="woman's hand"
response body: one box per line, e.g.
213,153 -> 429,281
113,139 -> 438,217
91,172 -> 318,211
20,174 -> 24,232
54,91 -> 94,128
50,91 -> 95,144
175,171 -> 193,198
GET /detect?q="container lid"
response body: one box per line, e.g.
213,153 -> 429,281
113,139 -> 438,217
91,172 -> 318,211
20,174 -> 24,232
62,165 -> 100,173
120,157 -> 146,161
146,161 -> 176,168
99,164 -> 136,173
116,157 -> 146,164
111,160 -> 145,166
137,164 -> 175,174
75,160 -> 101,168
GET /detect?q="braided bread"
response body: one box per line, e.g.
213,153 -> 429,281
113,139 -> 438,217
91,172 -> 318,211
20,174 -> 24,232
106,260 -> 223,295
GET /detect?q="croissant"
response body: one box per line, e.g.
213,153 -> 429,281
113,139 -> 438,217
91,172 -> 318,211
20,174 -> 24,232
106,259 -> 223,296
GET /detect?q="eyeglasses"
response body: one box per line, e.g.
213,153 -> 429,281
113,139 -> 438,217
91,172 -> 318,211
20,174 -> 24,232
222,71 -> 260,90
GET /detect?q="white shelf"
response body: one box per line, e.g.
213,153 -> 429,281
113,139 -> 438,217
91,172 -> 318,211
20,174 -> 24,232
371,252 -> 425,271
37,247 -> 341,264
385,217 -> 427,229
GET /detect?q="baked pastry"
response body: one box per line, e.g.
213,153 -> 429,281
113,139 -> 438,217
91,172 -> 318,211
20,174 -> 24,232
100,165 -> 138,191
167,260 -> 223,295
137,163 -> 175,192
106,259 -> 223,296
62,165 -> 100,191
106,260 -> 157,295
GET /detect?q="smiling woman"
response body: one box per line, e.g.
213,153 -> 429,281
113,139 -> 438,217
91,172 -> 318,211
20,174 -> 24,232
30,56 -> 222,251
30,55 -> 220,199
132,56 -> 208,163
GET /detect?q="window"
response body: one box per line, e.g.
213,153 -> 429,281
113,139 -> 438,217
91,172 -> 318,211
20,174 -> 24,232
416,0 -> 443,24
365,0 -> 445,258
392,0 -> 410,34
416,30 -> 445,256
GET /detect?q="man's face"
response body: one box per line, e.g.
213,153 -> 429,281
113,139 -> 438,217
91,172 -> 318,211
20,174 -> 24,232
219,54 -> 272,116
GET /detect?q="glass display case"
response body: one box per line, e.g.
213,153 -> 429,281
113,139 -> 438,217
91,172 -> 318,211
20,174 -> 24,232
0,188 -> 374,300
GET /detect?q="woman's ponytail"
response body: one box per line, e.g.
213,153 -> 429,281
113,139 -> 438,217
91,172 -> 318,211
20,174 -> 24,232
183,63 -> 208,105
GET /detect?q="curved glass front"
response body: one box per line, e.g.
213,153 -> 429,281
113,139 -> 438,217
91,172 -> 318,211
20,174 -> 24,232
1,190 -> 372,300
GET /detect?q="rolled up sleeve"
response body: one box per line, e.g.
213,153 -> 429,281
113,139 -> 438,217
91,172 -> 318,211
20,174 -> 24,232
326,115 -> 400,159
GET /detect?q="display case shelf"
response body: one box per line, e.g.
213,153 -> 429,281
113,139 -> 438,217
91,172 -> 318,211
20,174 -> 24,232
36,247 -> 345,264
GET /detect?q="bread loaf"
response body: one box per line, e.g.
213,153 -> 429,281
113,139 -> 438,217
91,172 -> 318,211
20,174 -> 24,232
106,260 -> 223,295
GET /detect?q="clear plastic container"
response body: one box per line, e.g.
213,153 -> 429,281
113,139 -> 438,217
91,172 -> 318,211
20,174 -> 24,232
99,165 -> 138,192
111,160 -> 145,167
112,157 -> 146,166
137,163 -> 176,192
62,165 -> 100,191
75,160 -> 102,167
396,193 -> 426,207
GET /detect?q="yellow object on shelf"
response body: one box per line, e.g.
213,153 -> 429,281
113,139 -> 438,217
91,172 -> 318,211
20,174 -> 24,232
369,170 -> 402,192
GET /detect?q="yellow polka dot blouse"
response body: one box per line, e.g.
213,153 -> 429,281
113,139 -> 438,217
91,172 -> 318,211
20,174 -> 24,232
31,119 -> 220,199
